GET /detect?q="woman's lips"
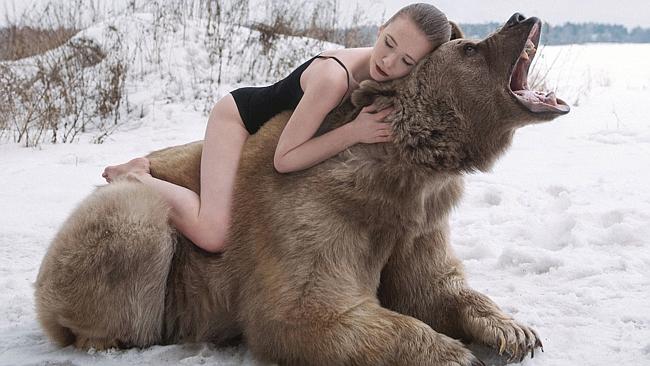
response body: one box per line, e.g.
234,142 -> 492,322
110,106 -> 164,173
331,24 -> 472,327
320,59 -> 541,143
376,64 -> 388,77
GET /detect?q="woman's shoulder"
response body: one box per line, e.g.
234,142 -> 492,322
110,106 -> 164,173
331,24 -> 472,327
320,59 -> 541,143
301,57 -> 349,96
317,48 -> 370,84
319,47 -> 370,59
304,49 -> 367,86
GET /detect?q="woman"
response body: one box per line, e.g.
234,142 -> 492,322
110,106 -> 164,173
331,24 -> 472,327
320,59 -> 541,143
102,3 -> 452,253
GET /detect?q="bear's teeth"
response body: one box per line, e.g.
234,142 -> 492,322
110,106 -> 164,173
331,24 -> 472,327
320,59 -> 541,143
524,40 -> 536,54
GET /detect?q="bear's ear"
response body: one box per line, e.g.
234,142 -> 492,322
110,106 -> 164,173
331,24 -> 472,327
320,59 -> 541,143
351,80 -> 396,109
449,21 -> 464,40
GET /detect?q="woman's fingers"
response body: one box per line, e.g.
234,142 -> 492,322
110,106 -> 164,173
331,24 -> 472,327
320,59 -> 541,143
376,129 -> 393,139
361,105 -> 378,114
363,103 -> 394,115
375,122 -> 393,130
372,124 -> 393,136
374,107 -> 394,121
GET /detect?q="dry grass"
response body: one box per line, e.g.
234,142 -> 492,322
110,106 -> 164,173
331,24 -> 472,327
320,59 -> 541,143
0,22 -> 127,146
0,0 -> 456,146
250,0 -> 370,47
0,26 -> 79,61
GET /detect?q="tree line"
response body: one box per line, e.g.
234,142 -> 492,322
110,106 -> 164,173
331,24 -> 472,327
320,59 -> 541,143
459,22 -> 650,45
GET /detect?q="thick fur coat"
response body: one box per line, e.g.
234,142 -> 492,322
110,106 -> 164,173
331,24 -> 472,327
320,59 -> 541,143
35,15 -> 569,366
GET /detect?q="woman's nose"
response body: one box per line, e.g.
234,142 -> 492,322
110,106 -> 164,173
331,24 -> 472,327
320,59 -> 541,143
382,53 -> 396,69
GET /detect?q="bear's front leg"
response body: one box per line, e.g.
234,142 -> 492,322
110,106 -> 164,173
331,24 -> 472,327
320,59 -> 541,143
244,299 -> 485,366
456,288 -> 543,362
237,229 -> 484,366
378,222 -> 542,362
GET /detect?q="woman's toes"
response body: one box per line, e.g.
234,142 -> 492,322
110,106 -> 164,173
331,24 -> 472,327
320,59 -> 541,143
101,157 -> 150,183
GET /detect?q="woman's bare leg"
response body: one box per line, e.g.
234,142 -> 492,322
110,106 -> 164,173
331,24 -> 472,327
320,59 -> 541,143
102,94 -> 249,252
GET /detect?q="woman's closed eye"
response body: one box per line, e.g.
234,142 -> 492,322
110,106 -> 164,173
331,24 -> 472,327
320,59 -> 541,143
385,37 -> 414,66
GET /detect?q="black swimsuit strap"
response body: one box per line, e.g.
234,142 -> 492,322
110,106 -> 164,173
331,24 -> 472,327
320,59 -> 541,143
315,55 -> 350,106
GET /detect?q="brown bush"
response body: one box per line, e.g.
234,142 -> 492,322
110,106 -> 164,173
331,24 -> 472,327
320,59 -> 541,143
0,25 -> 78,61
0,0 -> 378,145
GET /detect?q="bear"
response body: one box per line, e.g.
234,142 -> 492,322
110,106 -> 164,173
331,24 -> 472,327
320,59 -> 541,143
35,13 -> 569,366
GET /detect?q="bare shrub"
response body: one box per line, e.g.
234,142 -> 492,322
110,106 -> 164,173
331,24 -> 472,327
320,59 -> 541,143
204,0 -> 250,95
0,0 -> 381,145
337,4 -> 374,47
250,0 -> 371,47
0,29 -> 129,146
0,66 -> 10,139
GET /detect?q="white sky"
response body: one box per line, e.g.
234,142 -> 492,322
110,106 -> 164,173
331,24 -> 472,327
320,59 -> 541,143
1,0 -> 650,29
374,0 -> 650,28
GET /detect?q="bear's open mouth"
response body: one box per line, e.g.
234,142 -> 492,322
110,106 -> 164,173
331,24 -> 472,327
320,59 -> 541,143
509,21 -> 570,114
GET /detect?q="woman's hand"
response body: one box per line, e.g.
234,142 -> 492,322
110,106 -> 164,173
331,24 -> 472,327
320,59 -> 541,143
349,104 -> 395,144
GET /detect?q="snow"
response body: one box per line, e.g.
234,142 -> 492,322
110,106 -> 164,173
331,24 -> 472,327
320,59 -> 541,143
1,13 -> 650,366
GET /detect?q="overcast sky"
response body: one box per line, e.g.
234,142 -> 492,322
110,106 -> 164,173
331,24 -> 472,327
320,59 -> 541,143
373,0 -> 650,28
2,0 -> 650,29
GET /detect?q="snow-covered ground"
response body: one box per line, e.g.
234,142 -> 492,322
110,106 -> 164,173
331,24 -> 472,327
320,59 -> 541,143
1,14 -> 649,366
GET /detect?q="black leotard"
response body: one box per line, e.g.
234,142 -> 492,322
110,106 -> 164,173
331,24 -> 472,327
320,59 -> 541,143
230,54 -> 350,135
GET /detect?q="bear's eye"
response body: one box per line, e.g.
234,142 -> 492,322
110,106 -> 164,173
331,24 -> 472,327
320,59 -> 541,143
463,44 -> 477,56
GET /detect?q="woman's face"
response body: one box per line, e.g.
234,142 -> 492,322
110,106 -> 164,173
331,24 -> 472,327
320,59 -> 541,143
369,16 -> 434,81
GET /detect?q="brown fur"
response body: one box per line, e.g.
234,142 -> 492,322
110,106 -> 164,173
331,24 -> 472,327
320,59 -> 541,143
35,17 -> 567,365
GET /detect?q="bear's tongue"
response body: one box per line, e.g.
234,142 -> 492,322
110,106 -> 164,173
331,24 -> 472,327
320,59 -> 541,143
514,90 -> 557,104
513,90 -> 563,113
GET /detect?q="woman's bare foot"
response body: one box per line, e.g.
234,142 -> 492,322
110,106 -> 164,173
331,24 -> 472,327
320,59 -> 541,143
102,157 -> 151,183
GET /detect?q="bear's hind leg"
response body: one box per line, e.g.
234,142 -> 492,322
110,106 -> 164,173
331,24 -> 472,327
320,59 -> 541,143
35,181 -> 176,349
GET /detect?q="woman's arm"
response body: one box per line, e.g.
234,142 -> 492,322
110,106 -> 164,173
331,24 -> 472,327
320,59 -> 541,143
274,61 -> 393,173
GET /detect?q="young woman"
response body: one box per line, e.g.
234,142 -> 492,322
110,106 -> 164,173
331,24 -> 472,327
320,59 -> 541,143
102,3 -> 452,253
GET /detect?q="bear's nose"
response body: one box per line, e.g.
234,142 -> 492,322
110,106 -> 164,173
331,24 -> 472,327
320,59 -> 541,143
506,13 -> 526,28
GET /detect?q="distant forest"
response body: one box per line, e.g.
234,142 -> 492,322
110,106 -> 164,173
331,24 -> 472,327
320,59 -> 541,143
343,22 -> 650,47
459,22 -> 650,45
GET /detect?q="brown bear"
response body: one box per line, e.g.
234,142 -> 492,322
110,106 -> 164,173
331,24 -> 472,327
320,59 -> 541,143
34,14 -> 569,366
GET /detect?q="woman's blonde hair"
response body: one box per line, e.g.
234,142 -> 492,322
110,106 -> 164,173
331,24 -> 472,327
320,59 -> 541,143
384,3 -> 451,50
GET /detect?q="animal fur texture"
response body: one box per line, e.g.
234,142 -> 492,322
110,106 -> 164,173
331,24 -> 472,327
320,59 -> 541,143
35,15 -> 569,366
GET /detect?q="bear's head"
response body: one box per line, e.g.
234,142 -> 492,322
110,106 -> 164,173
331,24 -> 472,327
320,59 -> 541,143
352,14 -> 570,173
